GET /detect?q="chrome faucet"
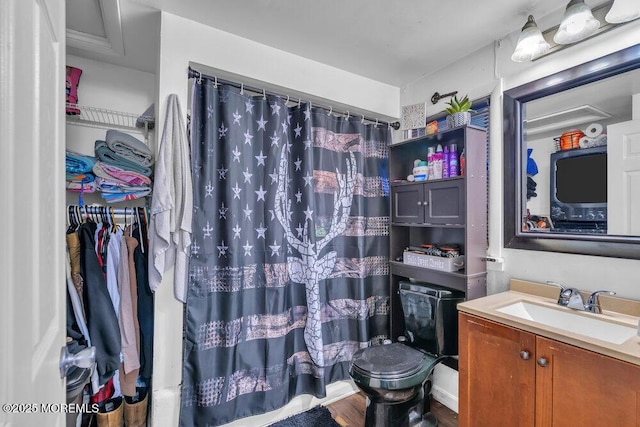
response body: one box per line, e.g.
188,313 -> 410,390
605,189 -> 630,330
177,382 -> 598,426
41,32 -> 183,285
546,281 -> 615,314
546,281 -> 575,307
586,290 -> 616,314
560,288 -> 590,311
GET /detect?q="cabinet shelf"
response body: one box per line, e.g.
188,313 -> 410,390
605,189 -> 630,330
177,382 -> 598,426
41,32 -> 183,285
388,125 -> 488,339
391,176 -> 464,187
66,103 -> 154,143
390,261 -> 486,293
391,124 -> 485,148
391,222 -> 465,228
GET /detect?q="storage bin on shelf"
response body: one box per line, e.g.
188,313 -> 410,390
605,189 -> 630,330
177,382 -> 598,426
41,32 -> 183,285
403,251 -> 465,272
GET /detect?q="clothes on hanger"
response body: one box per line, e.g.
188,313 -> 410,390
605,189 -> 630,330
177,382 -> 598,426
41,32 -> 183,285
65,205 -> 153,405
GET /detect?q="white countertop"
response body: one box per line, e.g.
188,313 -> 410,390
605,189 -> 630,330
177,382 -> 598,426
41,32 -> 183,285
458,280 -> 640,366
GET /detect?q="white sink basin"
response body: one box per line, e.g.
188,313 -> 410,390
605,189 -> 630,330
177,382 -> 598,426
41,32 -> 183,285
497,301 -> 637,344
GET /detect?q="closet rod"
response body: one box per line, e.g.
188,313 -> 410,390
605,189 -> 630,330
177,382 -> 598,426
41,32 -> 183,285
188,67 -> 401,130
68,205 -> 148,216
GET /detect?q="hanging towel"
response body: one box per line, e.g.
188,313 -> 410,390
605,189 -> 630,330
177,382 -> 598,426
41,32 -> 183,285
105,129 -> 154,167
149,94 -> 193,302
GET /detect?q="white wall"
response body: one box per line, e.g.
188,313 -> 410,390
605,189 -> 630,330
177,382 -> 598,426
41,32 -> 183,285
152,12 -> 401,426
402,10 -> 640,412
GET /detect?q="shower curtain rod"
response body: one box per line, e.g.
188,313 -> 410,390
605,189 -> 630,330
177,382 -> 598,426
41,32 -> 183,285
188,67 -> 401,130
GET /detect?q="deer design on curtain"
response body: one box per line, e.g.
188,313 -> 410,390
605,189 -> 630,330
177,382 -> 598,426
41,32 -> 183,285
274,141 -> 357,367
181,76 -> 391,426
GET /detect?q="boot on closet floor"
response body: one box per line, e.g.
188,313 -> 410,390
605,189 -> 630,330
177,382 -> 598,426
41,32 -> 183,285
124,392 -> 148,427
95,397 -> 123,427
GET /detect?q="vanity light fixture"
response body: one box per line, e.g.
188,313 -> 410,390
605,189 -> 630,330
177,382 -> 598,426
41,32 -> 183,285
511,15 -> 550,62
553,0 -> 600,44
511,0 -> 635,62
605,0 -> 640,23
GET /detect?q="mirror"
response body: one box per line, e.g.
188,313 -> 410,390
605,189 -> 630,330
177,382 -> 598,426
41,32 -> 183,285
504,43 -> 640,259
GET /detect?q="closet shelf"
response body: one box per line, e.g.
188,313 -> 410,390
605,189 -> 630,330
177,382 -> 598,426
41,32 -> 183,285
66,103 -> 154,142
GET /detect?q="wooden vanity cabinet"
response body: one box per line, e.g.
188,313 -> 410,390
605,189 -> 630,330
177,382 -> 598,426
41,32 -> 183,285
459,313 -> 640,427
459,312 -> 536,427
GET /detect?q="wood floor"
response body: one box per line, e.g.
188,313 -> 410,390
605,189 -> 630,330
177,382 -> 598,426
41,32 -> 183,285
326,392 -> 458,427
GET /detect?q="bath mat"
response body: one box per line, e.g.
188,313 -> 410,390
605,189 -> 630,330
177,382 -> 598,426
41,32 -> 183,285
269,405 -> 341,427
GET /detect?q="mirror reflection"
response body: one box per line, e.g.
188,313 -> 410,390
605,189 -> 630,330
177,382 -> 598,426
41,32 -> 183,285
522,67 -> 640,237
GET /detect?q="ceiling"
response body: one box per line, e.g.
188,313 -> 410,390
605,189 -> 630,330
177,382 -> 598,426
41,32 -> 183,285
66,0 -> 577,88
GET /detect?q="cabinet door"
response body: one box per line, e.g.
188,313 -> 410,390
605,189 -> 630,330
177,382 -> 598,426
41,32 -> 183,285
424,179 -> 465,224
535,337 -> 640,427
459,313 -> 536,427
392,184 -> 424,223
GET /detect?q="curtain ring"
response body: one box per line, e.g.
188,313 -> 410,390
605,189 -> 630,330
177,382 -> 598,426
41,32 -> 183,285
240,83 -> 244,95
262,89 -> 266,100
285,95 -> 290,104
197,72 -> 202,85
213,76 -> 218,88
345,111 -> 350,120
328,106 -> 332,116
361,114 -> 365,124
298,98 -> 301,107
375,119 -> 379,127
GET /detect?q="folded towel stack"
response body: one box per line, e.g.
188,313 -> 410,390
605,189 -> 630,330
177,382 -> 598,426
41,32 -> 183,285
66,150 -> 97,193
93,129 -> 154,203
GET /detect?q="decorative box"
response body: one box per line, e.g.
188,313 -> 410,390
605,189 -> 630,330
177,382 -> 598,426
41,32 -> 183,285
401,102 -> 427,131
403,251 -> 465,272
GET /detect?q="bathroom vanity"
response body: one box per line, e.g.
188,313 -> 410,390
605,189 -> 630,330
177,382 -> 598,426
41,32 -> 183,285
458,280 -> 640,427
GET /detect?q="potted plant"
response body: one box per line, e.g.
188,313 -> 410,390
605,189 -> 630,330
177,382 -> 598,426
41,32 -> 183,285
444,95 -> 474,128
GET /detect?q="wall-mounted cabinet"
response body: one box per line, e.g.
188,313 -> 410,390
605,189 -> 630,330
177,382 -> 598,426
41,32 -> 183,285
392,178 -> 465,225
389,125 -> 487,338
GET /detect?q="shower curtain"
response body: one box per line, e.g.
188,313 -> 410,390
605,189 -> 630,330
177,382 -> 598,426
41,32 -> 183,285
180,76 -> 390,426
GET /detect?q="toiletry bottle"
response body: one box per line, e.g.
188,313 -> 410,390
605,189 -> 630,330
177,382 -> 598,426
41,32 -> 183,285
460,148 -> 466,177
427,147 -> 435,180
449,143 -> 458,176
442,145 -> 450,178
413,160 -> 428,181
433,144 -> 443,179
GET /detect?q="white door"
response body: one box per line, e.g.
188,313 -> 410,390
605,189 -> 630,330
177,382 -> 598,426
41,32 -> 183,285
607,119 -> 640,235
0,0 -> 66,426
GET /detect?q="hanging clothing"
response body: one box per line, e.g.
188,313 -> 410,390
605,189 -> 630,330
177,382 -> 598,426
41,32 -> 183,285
180,78 -> 390,426
79,222 -> 121,386
149,93 -> 193,302
66,231 -> 85,309
133,223 -> 154,380
118,229 -> 141,396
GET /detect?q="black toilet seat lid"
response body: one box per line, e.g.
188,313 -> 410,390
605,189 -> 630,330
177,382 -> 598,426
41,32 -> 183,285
351,343 -> 427,380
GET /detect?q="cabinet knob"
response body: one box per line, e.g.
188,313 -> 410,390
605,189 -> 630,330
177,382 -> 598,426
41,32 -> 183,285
537,357 -> 548,367
519,350 -> 530,360
417,201 -> 422,206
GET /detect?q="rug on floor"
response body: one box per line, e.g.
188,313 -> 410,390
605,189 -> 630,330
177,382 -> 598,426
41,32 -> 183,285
269,405 -> 341,427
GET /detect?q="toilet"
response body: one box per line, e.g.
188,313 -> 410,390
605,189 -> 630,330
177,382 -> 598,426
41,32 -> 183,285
349,281 -> 464,427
